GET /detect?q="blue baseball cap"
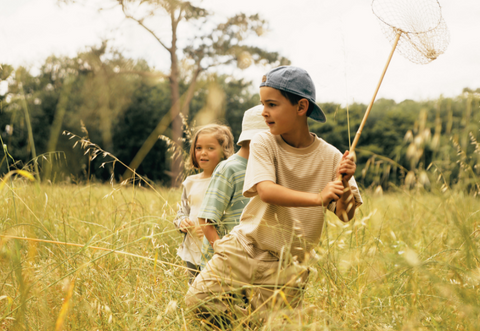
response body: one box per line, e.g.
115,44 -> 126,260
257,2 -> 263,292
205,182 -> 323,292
259,66 -> 326,123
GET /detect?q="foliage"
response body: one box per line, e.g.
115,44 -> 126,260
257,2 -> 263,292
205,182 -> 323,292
1,43 -> 154,180
1,41 -> 479,191
0,45 -> 263,184
58,0 -> 290,186
311,92 -> 480,193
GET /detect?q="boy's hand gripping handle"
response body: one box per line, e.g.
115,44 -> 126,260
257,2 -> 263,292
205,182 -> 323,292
336,150 -> 357,182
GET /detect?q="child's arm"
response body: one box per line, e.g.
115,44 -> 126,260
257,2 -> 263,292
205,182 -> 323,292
198,218 -> 219,246
256,151 -> 358,219
197,163 -> 235,245
256,180 -> 344,207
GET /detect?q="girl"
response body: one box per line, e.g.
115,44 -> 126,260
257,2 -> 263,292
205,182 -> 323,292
173,124 -> 234,283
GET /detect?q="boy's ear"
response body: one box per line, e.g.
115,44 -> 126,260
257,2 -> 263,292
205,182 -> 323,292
297,99 -> 309,116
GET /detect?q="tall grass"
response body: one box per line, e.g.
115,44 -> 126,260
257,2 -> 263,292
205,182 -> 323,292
1,101 -> 479,329
0,180 -> 479,330
1,182 -> 184,330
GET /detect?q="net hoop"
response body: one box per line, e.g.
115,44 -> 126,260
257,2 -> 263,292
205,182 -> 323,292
372,0 -> 443,35
372,0 -> 450,64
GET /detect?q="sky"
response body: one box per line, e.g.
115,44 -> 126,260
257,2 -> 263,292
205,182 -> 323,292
1,0 -> 479,105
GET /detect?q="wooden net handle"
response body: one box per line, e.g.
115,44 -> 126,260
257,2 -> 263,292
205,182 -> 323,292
337,32 -> 401,182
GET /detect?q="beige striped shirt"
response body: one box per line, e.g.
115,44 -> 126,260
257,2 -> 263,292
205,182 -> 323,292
231,132 -> 362,261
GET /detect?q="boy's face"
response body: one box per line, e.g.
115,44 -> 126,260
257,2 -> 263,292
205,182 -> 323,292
260,87 -> 300,136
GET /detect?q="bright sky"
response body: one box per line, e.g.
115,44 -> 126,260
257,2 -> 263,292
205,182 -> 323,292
1,0 -> 479,104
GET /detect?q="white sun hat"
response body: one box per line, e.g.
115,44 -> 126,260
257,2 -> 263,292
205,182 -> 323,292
237,105 -> 269,146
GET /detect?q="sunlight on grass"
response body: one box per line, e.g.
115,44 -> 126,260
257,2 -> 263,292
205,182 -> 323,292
1,181 -> 479,330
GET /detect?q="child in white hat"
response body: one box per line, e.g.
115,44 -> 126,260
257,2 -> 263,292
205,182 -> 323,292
197,105 -> 268,269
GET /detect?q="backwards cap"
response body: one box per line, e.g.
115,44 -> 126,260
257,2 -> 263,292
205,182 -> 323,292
260,66 -> 326,123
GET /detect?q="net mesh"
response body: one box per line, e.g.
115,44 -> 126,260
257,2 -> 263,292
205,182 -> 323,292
372,0 -> 450,64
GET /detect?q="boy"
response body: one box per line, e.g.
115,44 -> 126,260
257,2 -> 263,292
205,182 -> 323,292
197,105 -> 269,269
186,66 -> 362,322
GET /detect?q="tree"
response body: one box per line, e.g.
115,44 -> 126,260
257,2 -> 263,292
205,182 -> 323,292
0,43 -> 163,181
1,46 -> 264,183
59,0 -> 289,186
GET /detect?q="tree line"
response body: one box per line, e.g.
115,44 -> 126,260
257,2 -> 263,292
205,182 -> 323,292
1,0 -> 479,192
1,45 -> 478,192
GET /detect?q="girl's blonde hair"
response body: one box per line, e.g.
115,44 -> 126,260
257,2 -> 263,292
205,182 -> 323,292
189,124 -> 234,169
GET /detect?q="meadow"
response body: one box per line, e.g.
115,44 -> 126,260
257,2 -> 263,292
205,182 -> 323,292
0,180 -> 479,330
1,2 -> 478,328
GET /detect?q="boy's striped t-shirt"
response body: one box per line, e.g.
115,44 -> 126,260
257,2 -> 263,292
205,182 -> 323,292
197,154 -> 249,268
231,132 -> 363,262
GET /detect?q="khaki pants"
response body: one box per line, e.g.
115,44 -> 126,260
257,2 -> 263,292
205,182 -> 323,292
185,234 -> 310,320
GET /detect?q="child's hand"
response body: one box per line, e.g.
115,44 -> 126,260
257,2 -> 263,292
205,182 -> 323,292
179,218 -> 193,233
318,180 -> 344,206
179,218 -> 204,239
337,151 -> 356,182
193,223 -> 204,239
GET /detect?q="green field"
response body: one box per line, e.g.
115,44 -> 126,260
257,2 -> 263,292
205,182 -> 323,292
1,182 -> 479,330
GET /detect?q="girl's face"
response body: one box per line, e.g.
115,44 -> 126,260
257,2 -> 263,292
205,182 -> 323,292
195,133 -> 223,175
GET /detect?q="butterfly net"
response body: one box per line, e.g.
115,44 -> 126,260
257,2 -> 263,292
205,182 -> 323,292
372,0 -> 450,64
